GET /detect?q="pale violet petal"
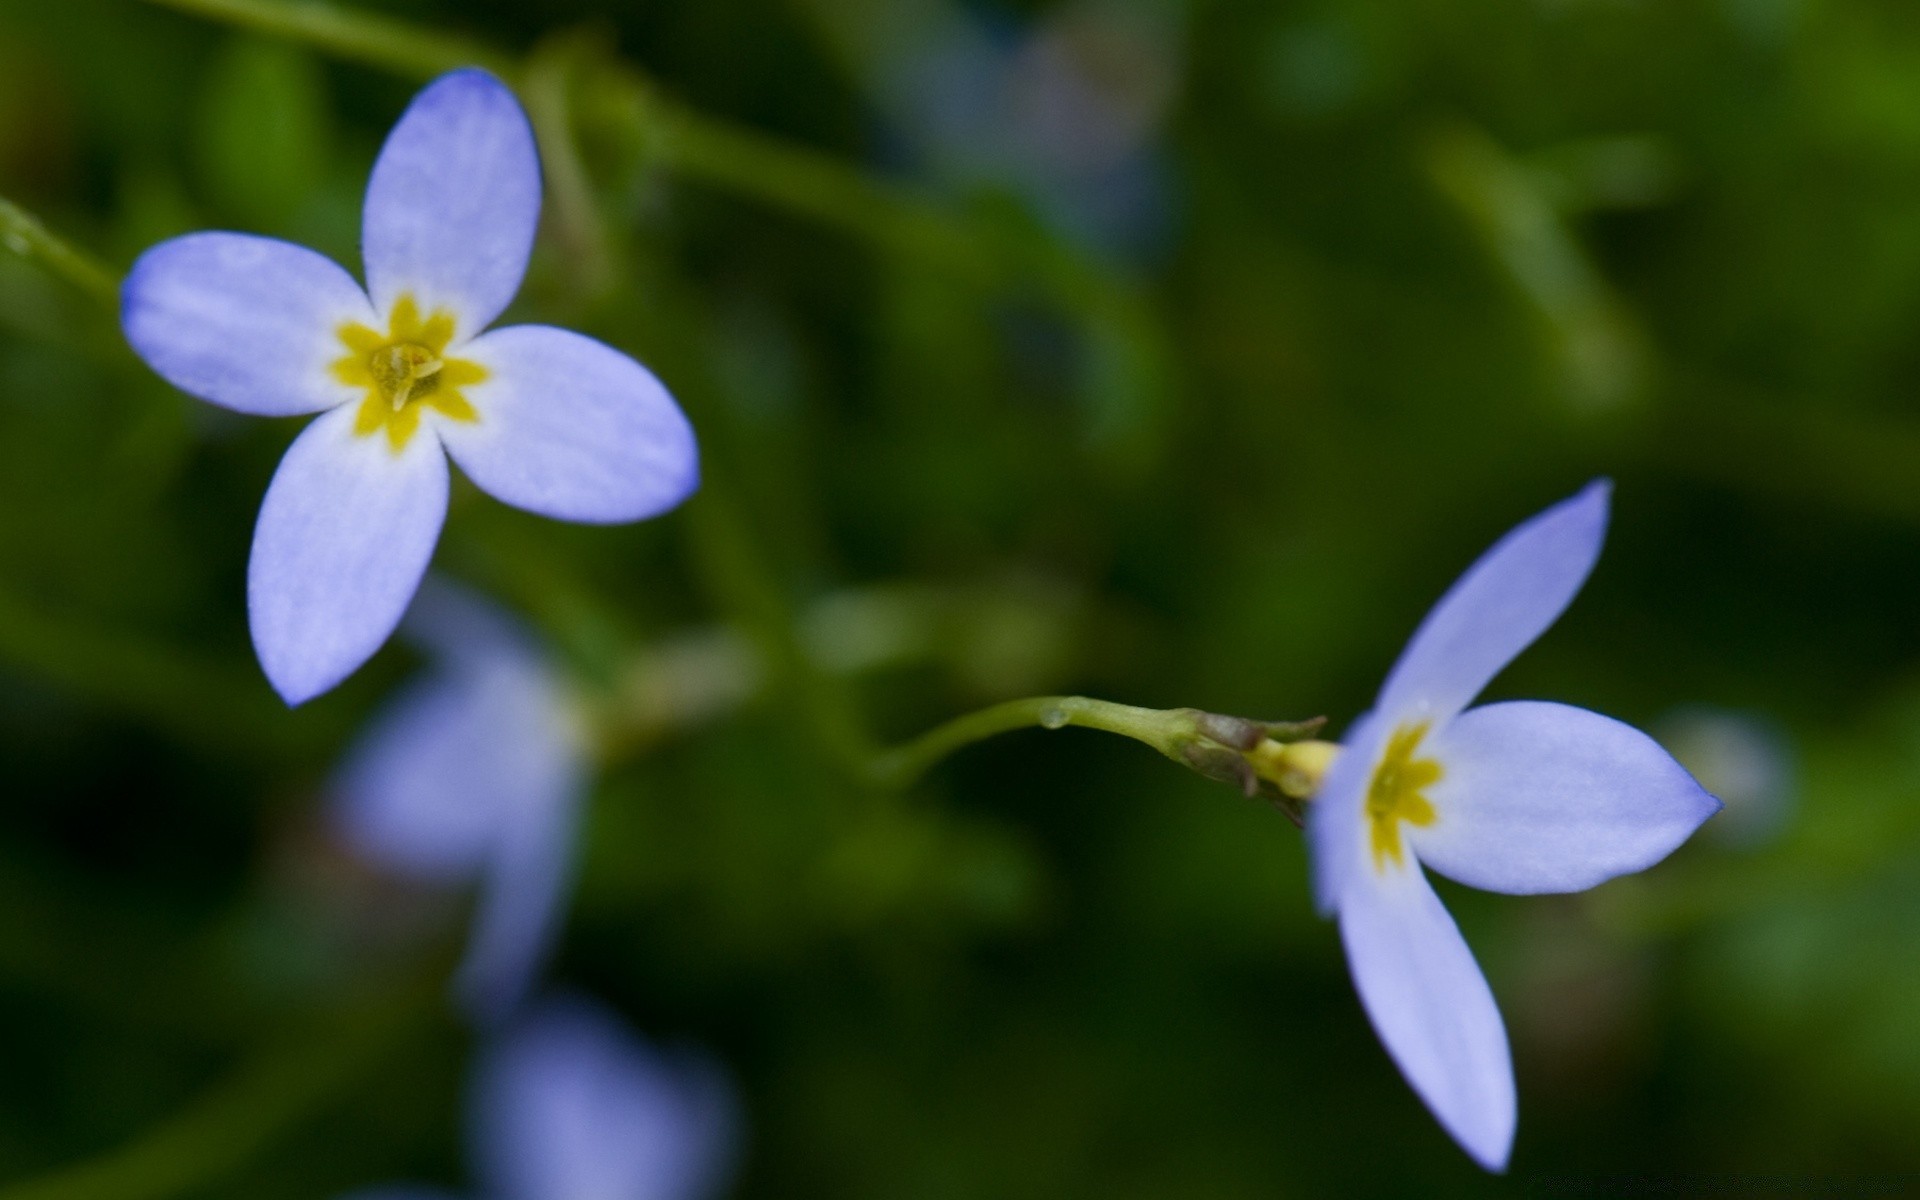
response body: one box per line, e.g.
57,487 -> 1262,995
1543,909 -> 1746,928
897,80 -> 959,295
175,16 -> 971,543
440,325 -> 699,523
330,581 -> 588,1014
362,69 -> 540,337
1375,480 -> 1610,729
334,1190 -> 463,1200
472,995 -> 739,1200
1412,701 -> 1722,895
122,232 -> 375,416
332,581 -> 568,877
248,403 -> 448,704
331,673 -> 503,881
451,728 -> 585,1023
1306,707 -> 1388,916
1339,862 -> 1516,1172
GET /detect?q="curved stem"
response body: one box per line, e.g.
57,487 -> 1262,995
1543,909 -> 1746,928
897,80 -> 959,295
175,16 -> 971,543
0,198 -> 119,308
864,695 -> 1191,791
133,0 -> 508,78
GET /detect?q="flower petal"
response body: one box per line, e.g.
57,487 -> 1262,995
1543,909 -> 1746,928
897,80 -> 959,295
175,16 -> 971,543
1413,700 -> 1722,895
331,672 -> 504,880
1375,480 -> 1611,729
472,995 -> 738,1200
441,325 -> 699,523
1339,861 -> 1516,1172
122,232 -> 375,416
332,580 -> 573,878
335,1191 -> 463,1200
331,581 -> 588,1018
362,68 -> 541,336
248,403 -> 448,704
452,735 -> 585,1023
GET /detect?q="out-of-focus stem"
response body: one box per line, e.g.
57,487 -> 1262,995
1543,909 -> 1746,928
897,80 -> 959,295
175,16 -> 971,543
134,0 -> 508,78
0,198 -> 120,308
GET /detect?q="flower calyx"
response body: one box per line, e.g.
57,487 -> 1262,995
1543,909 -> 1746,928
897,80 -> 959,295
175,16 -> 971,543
1163,709 -> 1338,826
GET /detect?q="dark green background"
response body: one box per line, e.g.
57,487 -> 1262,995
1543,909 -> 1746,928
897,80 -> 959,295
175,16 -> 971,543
0,0 -> 1914,1195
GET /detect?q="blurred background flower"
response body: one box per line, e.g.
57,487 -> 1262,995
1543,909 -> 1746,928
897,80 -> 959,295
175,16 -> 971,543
343,992 -> 737,1200
331,580 -> 588,1021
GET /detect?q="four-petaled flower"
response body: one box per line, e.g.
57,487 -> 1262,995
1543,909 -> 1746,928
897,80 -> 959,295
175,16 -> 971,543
1308,480 -> 1720,1171
341,993 -> 738,1200
122,68 -> 698,705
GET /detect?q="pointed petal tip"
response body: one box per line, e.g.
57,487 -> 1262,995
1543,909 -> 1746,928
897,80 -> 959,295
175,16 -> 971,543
257,634 -> 352,708
1564,475 -> 1613,525
1468,1134 -> 1514,1174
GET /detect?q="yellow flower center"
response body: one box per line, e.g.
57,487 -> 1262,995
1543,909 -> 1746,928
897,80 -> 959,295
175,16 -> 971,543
332,294 -> 486,452
1366,722 -> 1442,871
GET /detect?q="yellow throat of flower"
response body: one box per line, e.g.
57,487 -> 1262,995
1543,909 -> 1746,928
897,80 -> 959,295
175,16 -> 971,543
1366,722 -> 1441,872
333,294 -> 486,452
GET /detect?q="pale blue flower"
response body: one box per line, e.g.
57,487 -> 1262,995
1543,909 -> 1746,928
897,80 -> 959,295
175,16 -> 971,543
871,1 -> 1179,254
1308,481 -> 1720,1171
122,68 -> 698,704
331,581 -> 586,1021
344,994 -> 737,1200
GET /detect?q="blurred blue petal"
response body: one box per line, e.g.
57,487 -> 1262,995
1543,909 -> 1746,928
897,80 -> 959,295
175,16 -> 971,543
445,326 -> 699,524
472,994 -> 738,1200
332,582 -> 585,1018
122,231 -> 376,416
249,403 -> 449,705
1418,701 -> 1722,895
1375,480 -> 1610,729
362,69 -> 541,338
454,772 -> 583,1022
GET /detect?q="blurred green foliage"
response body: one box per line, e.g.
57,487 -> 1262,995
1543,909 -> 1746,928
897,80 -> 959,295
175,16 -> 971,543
2,0 -> 1920,1195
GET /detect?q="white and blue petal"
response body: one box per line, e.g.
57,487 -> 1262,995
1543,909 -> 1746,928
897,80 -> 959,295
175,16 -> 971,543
1338,862 -> 1516,1173
471,995 -> 738,1200
1375,480 -> 1611,730
362,68 -> 541,338
1412,700 -> 1722,895
249,403 -> 448,704
122,232 -> 375,416
440,325 -> 699,523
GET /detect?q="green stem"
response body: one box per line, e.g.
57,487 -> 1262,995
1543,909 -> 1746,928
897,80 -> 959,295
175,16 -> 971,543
0,198 -> 120,308
134,0 -> 509,78
864,695 -> 1195,791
